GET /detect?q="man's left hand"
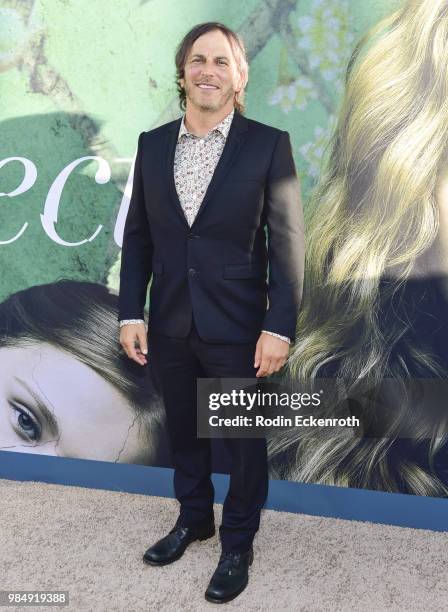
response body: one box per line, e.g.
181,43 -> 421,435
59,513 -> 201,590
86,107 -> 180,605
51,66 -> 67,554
254,332 -> 290,377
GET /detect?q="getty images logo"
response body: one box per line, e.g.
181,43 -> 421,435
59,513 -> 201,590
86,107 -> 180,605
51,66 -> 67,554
208,388 -> 323,411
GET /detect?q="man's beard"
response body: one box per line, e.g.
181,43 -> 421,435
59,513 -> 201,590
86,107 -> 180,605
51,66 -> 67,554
185,82 -> 235,112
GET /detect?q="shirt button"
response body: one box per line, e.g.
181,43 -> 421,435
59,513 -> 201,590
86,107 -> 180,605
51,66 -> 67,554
188,268 -> 196,276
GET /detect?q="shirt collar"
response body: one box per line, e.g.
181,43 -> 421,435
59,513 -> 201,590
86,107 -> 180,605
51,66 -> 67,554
177,108 -> 235,142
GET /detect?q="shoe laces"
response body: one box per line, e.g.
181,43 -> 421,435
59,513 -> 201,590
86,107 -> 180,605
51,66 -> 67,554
169,525 -> 188,537
218,551 -> 247,575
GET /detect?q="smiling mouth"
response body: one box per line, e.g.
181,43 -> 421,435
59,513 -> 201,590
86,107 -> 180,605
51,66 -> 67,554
197,84 -> 219,90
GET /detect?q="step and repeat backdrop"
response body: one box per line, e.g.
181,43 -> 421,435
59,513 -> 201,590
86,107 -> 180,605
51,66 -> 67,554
1,0 -> 448,500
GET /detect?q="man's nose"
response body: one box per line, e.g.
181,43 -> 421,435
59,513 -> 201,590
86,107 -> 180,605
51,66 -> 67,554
200,61 -> 216,75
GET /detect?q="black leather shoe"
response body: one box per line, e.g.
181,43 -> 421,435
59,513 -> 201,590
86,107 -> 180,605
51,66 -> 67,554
204,545 -> 254,603
142,520 -> 215,566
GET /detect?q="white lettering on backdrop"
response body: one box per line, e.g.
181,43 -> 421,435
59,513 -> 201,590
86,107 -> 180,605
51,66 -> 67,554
0,154 -> 135,248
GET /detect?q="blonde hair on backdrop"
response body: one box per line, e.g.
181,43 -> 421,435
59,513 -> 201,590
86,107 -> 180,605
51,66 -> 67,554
269,0 -> 448,496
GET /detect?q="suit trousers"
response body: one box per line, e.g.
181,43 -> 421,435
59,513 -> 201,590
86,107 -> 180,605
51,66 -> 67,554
147,315 -> 269,554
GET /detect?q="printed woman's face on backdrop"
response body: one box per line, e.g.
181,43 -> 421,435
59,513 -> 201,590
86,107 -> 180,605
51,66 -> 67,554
0,343 -> 153,463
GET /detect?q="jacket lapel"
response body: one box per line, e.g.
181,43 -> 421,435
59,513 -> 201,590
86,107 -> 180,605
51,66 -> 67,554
163,109 -> 249,230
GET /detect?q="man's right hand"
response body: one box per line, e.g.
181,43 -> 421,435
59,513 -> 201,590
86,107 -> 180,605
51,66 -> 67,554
120,322 -> 148,366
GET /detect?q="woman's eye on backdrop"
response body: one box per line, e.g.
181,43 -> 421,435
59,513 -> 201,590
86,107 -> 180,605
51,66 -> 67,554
10,403 -> 41,442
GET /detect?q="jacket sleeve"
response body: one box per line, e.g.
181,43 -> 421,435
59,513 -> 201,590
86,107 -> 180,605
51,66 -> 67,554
261,130 -> 305,340
117,131 -> 153,321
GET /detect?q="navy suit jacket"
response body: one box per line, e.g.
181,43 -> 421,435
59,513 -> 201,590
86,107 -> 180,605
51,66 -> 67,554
117,109 -> 305,343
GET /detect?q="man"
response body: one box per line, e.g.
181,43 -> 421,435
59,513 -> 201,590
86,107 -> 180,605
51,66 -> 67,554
118,22 -> 304,604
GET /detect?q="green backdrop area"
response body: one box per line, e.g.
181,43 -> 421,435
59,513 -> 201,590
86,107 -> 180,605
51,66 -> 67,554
0,0 -> 398,303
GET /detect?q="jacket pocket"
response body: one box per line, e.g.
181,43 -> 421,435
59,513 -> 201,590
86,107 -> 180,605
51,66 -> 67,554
223,263 -> 265,279
152,260 -> 164,275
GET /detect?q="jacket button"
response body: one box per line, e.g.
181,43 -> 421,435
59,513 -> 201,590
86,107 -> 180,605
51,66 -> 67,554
188,233 -> 200,239
188,268 -> 196,276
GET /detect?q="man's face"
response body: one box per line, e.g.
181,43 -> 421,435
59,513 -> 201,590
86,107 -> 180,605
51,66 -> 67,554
179,29 -> 243,113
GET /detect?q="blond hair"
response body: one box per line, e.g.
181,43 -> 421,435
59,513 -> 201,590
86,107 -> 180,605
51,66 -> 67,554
269,0 -> 448,496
